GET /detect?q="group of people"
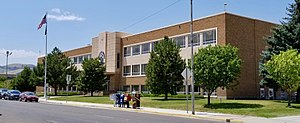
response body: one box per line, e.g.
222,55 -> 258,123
113,93 -> 132,108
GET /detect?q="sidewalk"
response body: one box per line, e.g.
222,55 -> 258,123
39,98 -> 300,123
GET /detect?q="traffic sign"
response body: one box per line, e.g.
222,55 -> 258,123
181,68 -> 192,85
66,75 -> 71,85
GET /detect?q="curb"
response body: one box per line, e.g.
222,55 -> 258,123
39,99 -> 243,123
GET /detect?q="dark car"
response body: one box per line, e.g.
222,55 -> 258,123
0,88 -> 8,99
4,90 -> 21,100
19,92 -> 39,102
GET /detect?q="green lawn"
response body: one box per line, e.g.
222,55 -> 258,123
50,96 -> 300,118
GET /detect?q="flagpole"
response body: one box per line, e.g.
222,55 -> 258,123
44,22 -> 47,100
190,0 -> 195,115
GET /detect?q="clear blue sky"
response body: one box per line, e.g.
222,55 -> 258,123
0,0 -> 294,66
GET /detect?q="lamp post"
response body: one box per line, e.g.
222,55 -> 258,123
5,51 -> 12,88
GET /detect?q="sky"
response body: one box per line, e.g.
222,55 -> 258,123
0,0 -> 295,66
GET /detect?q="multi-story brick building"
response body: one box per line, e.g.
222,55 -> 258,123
38,12 -> 276,99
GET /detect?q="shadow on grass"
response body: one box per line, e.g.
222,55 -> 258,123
290,106 -> 300,109
204,103 -> 263,109
272,100 -> 300,104
152,98 -> 201,101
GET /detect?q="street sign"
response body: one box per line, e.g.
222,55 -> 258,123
181,68 -> 192,85
66,75 -> 71,85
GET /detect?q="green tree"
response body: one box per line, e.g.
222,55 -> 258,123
80,58 -> 107,96
194,45 -> 241,105
0,76 -> 6,88
146,36 -> 185,100
46,47 -> 73,95
259,0 -> 300,102
265,49 -> 300,107
12,66 -> 35,92
29,63 -> 44,87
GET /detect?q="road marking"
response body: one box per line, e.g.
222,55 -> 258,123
45,120 -> 59,123
94,114 -> 113,119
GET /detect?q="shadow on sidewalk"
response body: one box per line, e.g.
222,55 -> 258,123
204,103 -> 263,109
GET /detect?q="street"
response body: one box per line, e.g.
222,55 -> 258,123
0,100 -> 223,123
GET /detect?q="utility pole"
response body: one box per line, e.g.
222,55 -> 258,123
5,51 -> 12,88
190,0 -> 195,115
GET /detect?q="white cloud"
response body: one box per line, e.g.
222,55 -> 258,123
48,8 -> 85,22
0,49 -> 39,65
51,8 -> 61,14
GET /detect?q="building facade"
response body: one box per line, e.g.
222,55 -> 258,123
38,12 -> 276,99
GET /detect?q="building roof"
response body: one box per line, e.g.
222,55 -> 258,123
121,12 -> 278,38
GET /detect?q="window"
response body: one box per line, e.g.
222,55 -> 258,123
132,64 -> 140,75
173,36 -> 186,48
151,41 -> 158,51
188,33 -> 200,46
124,47 -> 131,57
84,55 -> 89,60
142,43 -> 150,54
141,85 -> 148,92
123,66 -> 131,76
203,29 -> 216,45
123,86 -> 130,91
70,57 -> 75,64
117,53 -> 120,69
78,56 -> 83,64
132,45 -> 140,55
73,57 -> 78,64
132,85 -> 139,91
141,64 -> 147,75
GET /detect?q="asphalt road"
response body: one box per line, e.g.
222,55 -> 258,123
0,99 -> 224,123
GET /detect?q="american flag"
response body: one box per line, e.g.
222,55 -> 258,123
37,13 -> 47,30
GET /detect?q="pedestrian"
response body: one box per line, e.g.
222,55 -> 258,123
116,93 -> 120,107
125,94 -> 131,108
111,94 -> 117,107
120,93 -> 125,107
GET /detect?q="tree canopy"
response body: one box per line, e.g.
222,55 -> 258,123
146,36 -> 185,100
80,58 -> 107,96
265,49 -> 300,107
46,47 -> 74,95
194,45 -> 241,105
11,66 -> 35,92
259,0 -> 300,102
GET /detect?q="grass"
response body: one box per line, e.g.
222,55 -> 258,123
50,95 -> 300,118
36,92 -> 81,97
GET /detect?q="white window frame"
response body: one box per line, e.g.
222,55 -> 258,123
132,64 -> 140,75
124,47 -> 131,57
142,43 -> 150,54
123,66 -> 131,76
132,45 -> 141,56
203,29 -> 217,45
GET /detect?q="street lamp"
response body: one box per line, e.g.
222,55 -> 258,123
5,51 -> 12,88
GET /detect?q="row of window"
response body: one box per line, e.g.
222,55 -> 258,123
124,29 -> 216,57
123,64 -> 147,76
122,85 -> 148,92
71,54 -> 92,64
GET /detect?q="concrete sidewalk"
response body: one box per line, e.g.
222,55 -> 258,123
38,98 -> 300,123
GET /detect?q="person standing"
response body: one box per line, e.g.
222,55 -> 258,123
120,93 -> 125,107
125,94 -> 131,108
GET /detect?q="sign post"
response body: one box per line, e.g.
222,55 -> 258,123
66,75 -> 71,103
181,68 -> 191,114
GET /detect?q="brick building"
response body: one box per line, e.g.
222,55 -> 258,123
38,12 -> 276,99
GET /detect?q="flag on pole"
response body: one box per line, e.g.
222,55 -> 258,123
37,13 -> 47,30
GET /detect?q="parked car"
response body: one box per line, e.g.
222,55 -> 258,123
19,92 -> 39,102
4,90 -> 21,100
0,88 -> 8,99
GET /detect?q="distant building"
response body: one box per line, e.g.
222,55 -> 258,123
38,12 -> 276,99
